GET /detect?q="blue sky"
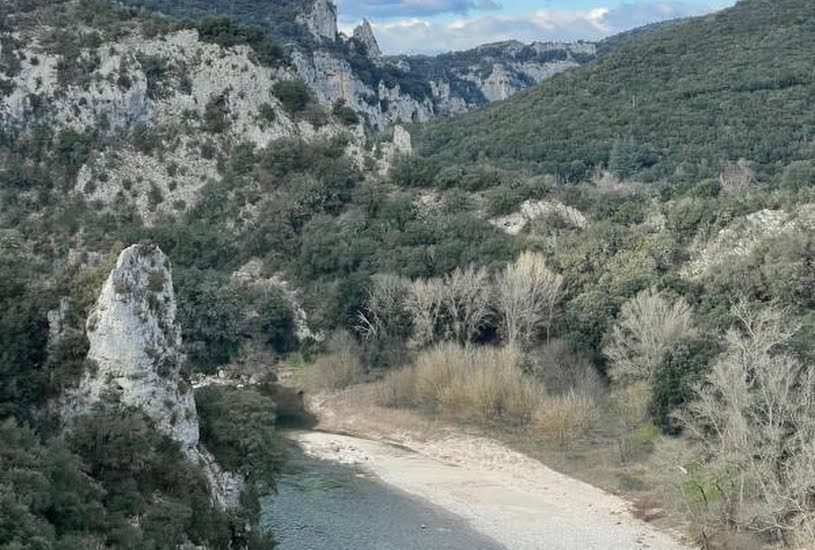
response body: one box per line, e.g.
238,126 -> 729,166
335,0 -> 736,54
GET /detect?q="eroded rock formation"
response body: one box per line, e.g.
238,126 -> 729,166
63,243 -> 244,508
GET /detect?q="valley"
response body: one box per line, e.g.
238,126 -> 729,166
2,0 -> 815,549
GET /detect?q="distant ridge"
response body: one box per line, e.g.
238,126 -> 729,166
415,0 -> 815,184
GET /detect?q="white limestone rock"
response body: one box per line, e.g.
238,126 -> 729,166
682,205 -> 815,280
66,244 -> 199,453
353,19 -> 381,59
489,200 -> 587,235
377,125 -> 413,175
63,244 -> 247,508
292,49 -> 433,130
297,0 -> 338,41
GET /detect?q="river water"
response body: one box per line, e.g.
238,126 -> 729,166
260,446 -> 504,550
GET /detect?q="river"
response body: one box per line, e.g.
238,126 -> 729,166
260,445 -> 504,550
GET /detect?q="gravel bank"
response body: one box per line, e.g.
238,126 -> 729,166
291,429 -> 694,550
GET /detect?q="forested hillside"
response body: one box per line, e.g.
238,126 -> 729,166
414,0 -> 815,184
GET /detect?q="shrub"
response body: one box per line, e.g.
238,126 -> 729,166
203,93 -> 229,133
388,343 -> 544,424
603,288 -> 695,386
374,366 -> 419,408
389,154 -> 437,188
301,102 -> 329,128
174,269 -> 243,374
195,385 -> 282,488
272,79 -> 311,114
332,99 -> 359,126
533,391 -> 597,445
526,339 -> 603,397
779,160 -> 815,191
609,382 -> 654,463
650,335 -> 719,434
196,17 -> 286,67
258,289 -> 297,353
496,251 -> 564,348
679,302 -> 815,545
137,53 -> 167,99
299,331 -> 365,391
256,102 -> 276,125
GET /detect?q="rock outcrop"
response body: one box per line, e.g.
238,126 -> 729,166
63,243 -> 245,508
489,200 -> 587,235
65,244 -> 199,452
378,125 -> 413,175
297,0 -> 338,41
682,205 -> 815,280
395,40 -> 598,112
353,19 -> 381,59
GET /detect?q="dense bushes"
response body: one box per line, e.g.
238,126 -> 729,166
0,405 -> 271,550
258,289 -> 297,354
298,331 -> 364,391
196,16 -> 286,67
195,385 -> 283,488
272,79 -> 312,114
376,344 -> 542,423
174,268 -> 243,373
0,252 -> 53,420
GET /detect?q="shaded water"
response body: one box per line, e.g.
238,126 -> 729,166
260,445 -> 504,550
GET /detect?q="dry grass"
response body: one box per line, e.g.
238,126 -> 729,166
299,331 -> 365,391
376,343 -> 545,424
373,366 -> 419,408
533,391 -> 597,445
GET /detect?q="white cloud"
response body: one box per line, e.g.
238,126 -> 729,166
335,0 -> 502,19
344,1 -> 731,55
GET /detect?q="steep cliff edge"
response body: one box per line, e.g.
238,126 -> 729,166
108,0 -> 597,127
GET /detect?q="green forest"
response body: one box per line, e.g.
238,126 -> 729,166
414,0 -> 815,185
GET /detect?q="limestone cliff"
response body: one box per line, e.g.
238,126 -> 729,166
297,0 -> 338,41
397,40 -> 598,111
100,0 -> 597,128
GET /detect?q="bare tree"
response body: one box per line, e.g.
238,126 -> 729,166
404,278 -> 445,348
678,302 -> 815,544
496,251 -> 564,348
603,288 -> 695,385
444,265 -> 492,344
357,273 -> 409,341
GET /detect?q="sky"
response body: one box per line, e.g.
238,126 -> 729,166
335,0 -> 736,54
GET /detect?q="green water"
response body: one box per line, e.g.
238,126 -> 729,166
261,446 -> 504,550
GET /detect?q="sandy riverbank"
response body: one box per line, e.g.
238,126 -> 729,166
287,391 -> 695,550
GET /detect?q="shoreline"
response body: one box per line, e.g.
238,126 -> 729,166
286,399 -> 695,550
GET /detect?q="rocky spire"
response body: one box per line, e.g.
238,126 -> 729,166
65,244 -> 199,453
353,19 -> 381,59
62,243 -> 245,508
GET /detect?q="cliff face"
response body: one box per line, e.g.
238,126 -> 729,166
0,21 -> 392,225
353,19 -> 381,59
297,0 -> 338,41
396,40 -> 598,112
100,0 -> 597,129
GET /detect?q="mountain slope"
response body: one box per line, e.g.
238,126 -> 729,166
414,0 -> 815,184
113,0 -> 599,124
